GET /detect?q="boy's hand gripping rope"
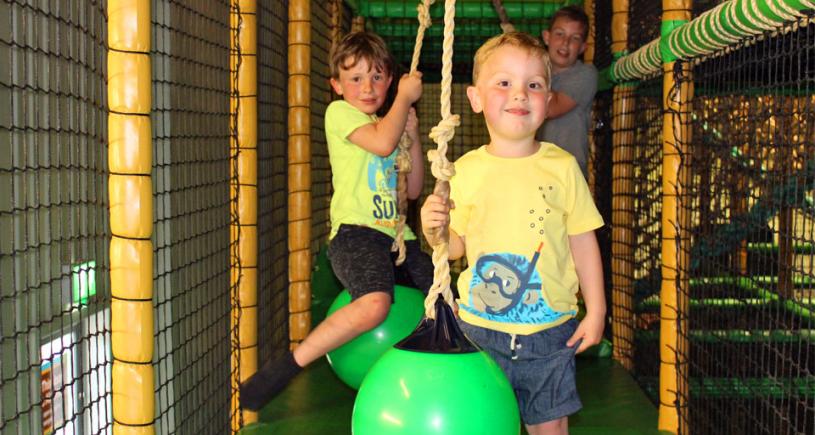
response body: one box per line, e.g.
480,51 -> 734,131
424,0 -> 459,319
393,0 -> 435,265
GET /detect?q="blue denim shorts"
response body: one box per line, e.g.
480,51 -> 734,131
458,319 -> 582,425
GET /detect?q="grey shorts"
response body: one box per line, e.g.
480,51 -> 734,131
328,224 -> 433,300
458,319 -> 582,425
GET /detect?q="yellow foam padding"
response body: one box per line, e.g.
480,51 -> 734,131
110,237 -> 152,300
112,362 -> 155,425
231,12 -> 258,55
108,0 -> 150,52
112,299 -> 154,363
112,422 -> 154,435
239,347 -> 258,380
288,76 -> 310,108
231,54 -> 258,95
231,225 -> 258,268
232,267 -> 258,307
230,98 -> 258,148
230,184 -> 258,226
238,306 -> 258,348
109,114 -> 151,174
230,148 -> 258,186
234,0 -> 257,15
109,175 -> 152,239
108,52 -> 151,114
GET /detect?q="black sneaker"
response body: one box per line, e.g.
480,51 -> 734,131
239,352 -> 302,411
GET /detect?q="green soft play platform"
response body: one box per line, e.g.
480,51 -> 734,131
240,356 -> 662,434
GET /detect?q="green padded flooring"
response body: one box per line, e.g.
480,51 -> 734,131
240,356 -> 663,435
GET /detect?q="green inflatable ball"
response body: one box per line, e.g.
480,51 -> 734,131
325,285 -> 425,389
352,347 -> 520,434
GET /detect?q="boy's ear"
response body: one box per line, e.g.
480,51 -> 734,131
329,77 -> 343,96
541,30 -> 550,46
466,85 -> 483,113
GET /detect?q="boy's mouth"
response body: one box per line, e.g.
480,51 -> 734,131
506,108 -> 530,116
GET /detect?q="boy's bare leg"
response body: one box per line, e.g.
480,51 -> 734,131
292,291 -> 392,366
240,290 -> 391,410
526,417 -> 568,435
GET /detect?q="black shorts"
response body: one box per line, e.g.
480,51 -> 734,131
328,224 -> 434,300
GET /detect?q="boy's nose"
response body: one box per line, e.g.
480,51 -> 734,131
361,80 -> 372,93
512,89 -> 528,101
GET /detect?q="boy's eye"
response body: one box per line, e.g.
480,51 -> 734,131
373,74 -> 383,81
497,80 -> 510,87
529,82 -> 542,89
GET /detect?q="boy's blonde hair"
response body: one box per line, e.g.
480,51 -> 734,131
472,32 -> 550,88
330,31 -> 395,79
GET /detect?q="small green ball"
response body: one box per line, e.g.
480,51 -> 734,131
326,285 -> 425,389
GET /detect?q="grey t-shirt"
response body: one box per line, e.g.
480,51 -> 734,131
536,62 -> 598,178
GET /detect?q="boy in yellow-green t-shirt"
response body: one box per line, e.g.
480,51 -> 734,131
240,31 -> 432,411
421,32 -> 605,434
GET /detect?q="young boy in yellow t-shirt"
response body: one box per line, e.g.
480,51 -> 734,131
421,32 -> 605,434
240,31 -> 431,411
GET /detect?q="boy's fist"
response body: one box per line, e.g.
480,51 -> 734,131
405,107 -> 420,142
420,194 -> 452,240
398,72 -> 423,104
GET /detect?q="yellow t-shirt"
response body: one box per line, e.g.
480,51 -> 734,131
325,100 -> 416,241
449,143 -> 604,335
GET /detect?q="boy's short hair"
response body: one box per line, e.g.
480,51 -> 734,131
471,32 -> 550,88
330,31 -> 395,79
549,5 -> 589,40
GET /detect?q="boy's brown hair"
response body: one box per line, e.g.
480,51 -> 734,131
471,32 -> 550,88
329,31 -> 395,79
549,5 -> 589,40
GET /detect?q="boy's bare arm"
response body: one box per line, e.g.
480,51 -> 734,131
545,90 -> 578,119
420,194 -> 465,260
405,107 -> 424,200
348,73 -> 423,157
566,230 -> 606,353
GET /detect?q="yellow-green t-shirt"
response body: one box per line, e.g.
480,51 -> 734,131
325,100 -> 416,241
449,143 -> 604,335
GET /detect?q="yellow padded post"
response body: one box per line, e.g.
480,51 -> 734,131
659,3 -> 692,433
230,0 -> 259,429
108,0 -> 154,432
288,0 -> 312,346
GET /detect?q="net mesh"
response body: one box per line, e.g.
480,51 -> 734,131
151,1 -> 232,433
255,0 -> 290,370
678,19 -> 815,435
1,2 -> 111,434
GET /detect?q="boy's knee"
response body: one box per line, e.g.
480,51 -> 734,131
352,292 -> 392,331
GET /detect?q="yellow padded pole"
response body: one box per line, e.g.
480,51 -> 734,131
659,3 -> 692,433
610,0 -> 635,371
230,0 -> 258,430
583,0 -> 595,65
584,0 -> 596,192
107,0 -> 154,433
289,0 -> 312,347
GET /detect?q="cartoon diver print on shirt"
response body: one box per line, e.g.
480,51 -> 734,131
461,242 -> 575,324
367,153 -> 398,225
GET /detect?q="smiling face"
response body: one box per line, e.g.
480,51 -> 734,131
467,45 -> 550,146
543,17 -> 587,72
330,56 -> 392,115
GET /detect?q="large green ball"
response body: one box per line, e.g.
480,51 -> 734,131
325,285 -> 425,389
352,348 -> 520,434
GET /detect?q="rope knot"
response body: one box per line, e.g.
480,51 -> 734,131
428,114 -> 460,146
416,1 -> 433,29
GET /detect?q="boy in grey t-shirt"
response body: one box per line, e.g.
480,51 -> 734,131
535,6 -> 597,178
